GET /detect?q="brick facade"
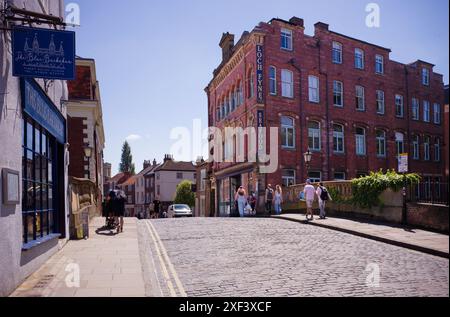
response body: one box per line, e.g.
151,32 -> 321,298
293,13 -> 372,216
205,17 -> 446,216
67,116 -> 88,179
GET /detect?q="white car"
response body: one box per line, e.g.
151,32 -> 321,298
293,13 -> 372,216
168,204 -> 193,218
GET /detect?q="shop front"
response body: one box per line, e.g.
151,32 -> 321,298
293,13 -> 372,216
216,164 -> 259,217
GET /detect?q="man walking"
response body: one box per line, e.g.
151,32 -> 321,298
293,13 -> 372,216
303,179 -> 316,221
316,182 -> 332,219
265,184 -> 274,216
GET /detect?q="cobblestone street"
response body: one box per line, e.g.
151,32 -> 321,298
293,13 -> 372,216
138,218 -> 449,297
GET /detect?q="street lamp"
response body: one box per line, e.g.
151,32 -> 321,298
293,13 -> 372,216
304,149 -> 312,179
84,146 -> 93,180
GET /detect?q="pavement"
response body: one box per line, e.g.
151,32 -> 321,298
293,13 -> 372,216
11,217 -> 148,297
10,215 -> 449,297
272,214 -> 449,259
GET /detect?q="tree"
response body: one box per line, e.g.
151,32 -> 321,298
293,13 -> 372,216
173,180 -> 195,207
119,141 -> 135,175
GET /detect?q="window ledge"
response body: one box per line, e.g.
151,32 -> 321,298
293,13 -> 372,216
22,234 -> 61,251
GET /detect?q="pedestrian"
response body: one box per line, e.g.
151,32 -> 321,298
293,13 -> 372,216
316,182 -> 332,219
112,186 -> 126,233
274,185 -> 283,215
153,198 -> 161,219
248,192 -> 257,215
303,179 -> 316,221
235,186 -> 247,218
265,184 -> 274,216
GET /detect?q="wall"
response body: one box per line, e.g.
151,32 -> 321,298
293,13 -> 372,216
156,171 -> 196,203
407,203 -> 449,233
0,0 -> 69,296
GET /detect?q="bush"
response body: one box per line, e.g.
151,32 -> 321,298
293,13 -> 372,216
351,170 -> 420,208
173,180 -> 195,207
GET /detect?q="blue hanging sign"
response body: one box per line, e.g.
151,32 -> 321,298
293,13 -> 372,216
21,78 -> 66,144
256,45 -> 264,104
12,26 -> 76,80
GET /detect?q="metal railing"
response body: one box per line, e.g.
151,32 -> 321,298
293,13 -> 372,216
409,182 -> 449,206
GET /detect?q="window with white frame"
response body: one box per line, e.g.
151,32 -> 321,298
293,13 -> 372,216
395,132 -> 405,156
281,28 -> 293,50
308,121 -> 321,151
230,92 -> 235,112
423,101 -> 430,122
333,81 -> 343,107
355,127 -> 366,156
424,136 -> 430,161
281,69 -> 294,98
375,55 -> 384,74
356,85 -> 365,111
355,48 -> 364,69
333,124 -> 345,153
282,169 -> 296,187
413,135 -> 420,160
433,103 -> 441,124
269,66 -> 277,95
281,116 -> 295,149
239,82 -> 244,104
412,98 -> 419,120
422,68 -> 430,86
308,75 -> 320,103
308,171 -> 322,183
376,130 -> 386,157
395,94 -> 404,118
434,138 -> 441,162
334,172 -> 346,181
376,90 -> 385,114
332,42 -> 342,64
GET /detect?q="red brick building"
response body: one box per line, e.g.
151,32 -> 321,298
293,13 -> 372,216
67,58 -> 106,206
205,17 -> 446,216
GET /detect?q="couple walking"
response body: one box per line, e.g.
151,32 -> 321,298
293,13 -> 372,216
265,184 -> 283,216
302,180 -> 332,221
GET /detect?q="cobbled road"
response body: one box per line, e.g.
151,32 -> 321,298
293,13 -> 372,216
138,218 -> 449,297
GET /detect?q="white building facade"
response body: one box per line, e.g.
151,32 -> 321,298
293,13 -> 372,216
0,0 -> 70,296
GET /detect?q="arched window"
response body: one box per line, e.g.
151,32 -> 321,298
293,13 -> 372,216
355,127 -> 366,156
281,116 -> 295,149
308,121 -> 321,151
376,130 -> 386,157
412,135 -> 420,160
333,124 -> 345,153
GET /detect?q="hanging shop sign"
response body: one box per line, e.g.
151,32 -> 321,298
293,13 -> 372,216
257,110 -> 265,154
12,26 -> 76,80
398,153 -> 409,174
256,45 -> 264,104
21,78 -> 66,144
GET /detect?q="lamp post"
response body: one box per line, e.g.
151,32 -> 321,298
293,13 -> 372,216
304,149 -> 312,180
84,146 -> 93,180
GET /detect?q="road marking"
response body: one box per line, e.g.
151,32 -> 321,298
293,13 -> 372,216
147,221 -> 188,297
145,221 -> 176,297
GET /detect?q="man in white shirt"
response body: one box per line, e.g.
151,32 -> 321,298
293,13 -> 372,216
303,179 -> 316,221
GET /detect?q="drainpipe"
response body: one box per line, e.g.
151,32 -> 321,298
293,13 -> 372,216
288,59 -> 304,183
317,39 -> 331,180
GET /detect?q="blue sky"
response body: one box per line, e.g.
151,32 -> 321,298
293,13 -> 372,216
72,0 -> 449,175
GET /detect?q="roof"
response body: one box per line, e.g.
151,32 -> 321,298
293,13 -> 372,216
136,164 -> 159,177
121,175 -> 136,186
155,160 -> 196,172
108,172 -> 130,185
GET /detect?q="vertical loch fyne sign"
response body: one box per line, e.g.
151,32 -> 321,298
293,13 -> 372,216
257,110 -> 265,154
256,45 -> 264,104
12,26 -> 76,80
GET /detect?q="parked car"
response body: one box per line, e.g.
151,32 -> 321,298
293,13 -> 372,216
168,204 -> 193,218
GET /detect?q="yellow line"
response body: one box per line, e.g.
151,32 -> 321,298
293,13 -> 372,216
148,221 -> 188,297
145,221 -> 176,297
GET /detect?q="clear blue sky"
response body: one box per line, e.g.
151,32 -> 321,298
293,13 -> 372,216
72,0 -> 449,175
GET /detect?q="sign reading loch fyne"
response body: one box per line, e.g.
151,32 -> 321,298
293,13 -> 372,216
12,26 -> 76,80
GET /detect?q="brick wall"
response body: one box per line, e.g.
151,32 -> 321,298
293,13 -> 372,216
68,66 -> 93,100
68,116 -> 88,179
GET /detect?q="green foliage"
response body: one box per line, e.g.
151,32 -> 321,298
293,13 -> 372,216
351,170 -> 420,208
174,180 -> 195,207
327,187 -> 349,204
119,141 -> 135,175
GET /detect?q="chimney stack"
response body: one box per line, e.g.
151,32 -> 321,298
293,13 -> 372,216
153,158 -> 157,166
219,32 -> 235,63
143,160 -> 152,170
289,17 -> 304,28
164,154 -> 174,162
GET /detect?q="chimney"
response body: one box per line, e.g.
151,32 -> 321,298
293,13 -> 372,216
314,22 -> 329,32
153,158 -> 157,166
219,32 -> 235,62
164,154 -> 174,162
143,160 -> 151,170
289,17 -> 304,28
